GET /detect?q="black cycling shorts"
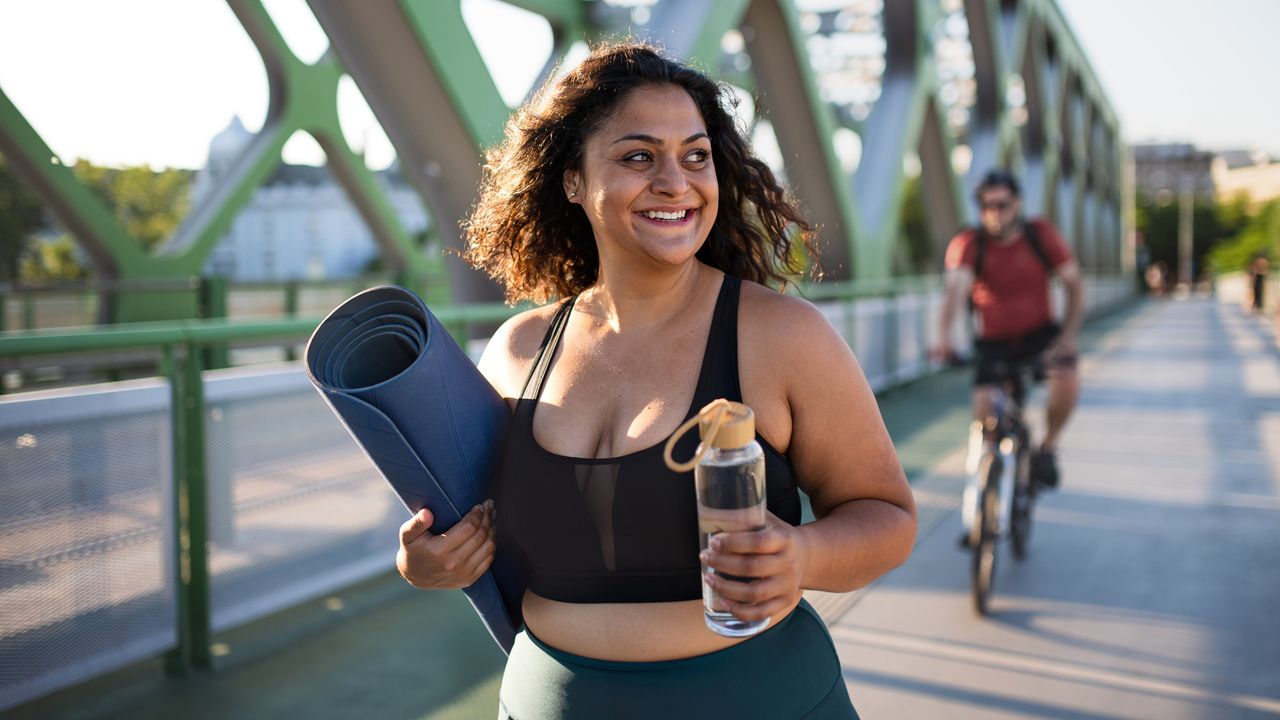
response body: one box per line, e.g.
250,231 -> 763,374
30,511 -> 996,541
973,323 -> 1076,386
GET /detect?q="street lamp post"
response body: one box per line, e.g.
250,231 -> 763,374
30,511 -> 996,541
1177,158 -> 1195,289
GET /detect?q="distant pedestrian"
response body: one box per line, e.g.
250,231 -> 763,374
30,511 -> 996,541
1249,253 -> 1269,314
1145,261 -> 1168,296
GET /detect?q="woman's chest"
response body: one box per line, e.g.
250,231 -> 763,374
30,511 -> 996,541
533,336 -> 707,459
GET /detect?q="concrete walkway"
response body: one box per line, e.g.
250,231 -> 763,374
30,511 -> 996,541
832,298 -> 1280,719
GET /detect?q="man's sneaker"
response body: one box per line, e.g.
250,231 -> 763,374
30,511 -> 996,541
1031,448 -> 1059,489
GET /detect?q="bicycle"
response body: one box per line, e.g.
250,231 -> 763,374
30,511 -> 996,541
963,358 -> 1043,615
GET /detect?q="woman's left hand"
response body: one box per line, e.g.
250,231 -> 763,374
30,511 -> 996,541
700,512 -> 810,623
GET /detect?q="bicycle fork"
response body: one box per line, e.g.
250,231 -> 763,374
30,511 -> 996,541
962,421 -> 1017,536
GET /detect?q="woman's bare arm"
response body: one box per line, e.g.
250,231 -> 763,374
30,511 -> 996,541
703,289 -> 916,619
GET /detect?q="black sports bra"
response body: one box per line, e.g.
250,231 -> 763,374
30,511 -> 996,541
493,275 -> 802,604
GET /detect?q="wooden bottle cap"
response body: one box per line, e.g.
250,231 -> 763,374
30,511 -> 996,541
663,398 -> 756,472
698,399 -> 755,449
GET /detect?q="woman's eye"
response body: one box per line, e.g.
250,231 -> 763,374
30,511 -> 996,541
623,150 -> 651,162
685,149 -> 710,163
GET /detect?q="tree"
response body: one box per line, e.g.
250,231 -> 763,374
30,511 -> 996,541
18,234 -> 89,282
1135,194 -> 1247,282
896,175 -> 934,274
0,158 -> 196,282
1208,198 -> 1280,272
71,160 -> 193,252
0,152 -> 47,280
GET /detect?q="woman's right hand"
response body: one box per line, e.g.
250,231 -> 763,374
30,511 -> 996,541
396,500 -> 496,590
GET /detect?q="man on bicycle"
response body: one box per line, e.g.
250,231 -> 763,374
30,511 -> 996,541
932,169 -> 1083,496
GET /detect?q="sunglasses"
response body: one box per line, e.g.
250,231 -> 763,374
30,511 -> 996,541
980,199 -> 1012,212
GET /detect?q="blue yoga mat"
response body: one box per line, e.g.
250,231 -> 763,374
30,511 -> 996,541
305,285 -> 522,654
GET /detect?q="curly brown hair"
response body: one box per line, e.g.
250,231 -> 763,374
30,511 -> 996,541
463,41 -> 818,304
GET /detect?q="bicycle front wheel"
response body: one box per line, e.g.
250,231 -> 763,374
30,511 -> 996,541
971,453 -> 1001,616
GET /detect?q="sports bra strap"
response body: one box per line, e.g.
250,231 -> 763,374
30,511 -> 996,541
520,297 -> 577,401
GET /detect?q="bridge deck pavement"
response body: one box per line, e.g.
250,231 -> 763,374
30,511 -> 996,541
829,297 -> 1280,719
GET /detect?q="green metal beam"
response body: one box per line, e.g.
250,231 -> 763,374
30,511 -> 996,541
743,0 -> 860,279
502,0 -> 587,37
0,0 -> 1128,318
0,89 -> 153,277
690,0 -> 753,66
168,0 -> 439,295
0,0 -> 445,324
398,0 -> 511,149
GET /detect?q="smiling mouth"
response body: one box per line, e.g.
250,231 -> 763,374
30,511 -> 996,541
637,208 -> 696,224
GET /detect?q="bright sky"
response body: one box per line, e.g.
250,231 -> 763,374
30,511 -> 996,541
1056,0 -> 1280,156
0,0 -> 1276,170
0,0 -> 552,170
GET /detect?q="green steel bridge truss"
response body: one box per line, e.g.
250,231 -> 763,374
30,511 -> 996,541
0,0 -> 1124,322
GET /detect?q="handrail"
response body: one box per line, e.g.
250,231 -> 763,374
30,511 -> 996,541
795,273 -> 946,300
0,275 -> 391,295
0,303 -> 522,358
0,276 -> 948,359
1,271 -> 1136,359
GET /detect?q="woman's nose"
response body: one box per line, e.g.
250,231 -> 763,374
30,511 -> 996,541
649,157 -> 690,196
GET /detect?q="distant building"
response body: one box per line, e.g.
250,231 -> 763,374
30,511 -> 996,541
1212,150 -> 1280,210
1132,142 -> 1280,210
1131,143 -> 1216,203
193,117 -> 430,282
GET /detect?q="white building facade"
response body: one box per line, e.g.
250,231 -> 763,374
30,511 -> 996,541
195,117 -> 430,282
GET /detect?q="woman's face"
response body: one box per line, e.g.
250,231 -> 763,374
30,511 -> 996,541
566,84 -> 719,273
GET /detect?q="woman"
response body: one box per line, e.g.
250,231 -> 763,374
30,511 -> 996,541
395,42 -> 916,719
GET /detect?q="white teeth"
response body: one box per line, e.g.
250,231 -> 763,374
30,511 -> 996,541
642,209 -> 689,221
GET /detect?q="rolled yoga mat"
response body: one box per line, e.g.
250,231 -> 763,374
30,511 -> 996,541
305,285 -> 522,654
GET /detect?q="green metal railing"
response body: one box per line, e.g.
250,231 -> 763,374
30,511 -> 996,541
0,276 -> 405,333
797,274 -> 948,387
0,302 -> 518,673
0,272 -> 1135,674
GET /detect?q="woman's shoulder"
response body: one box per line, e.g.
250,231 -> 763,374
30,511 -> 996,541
734,279 -> 860,450
478,301 -> 565,399
738,279 -> 839,343
737,279 -> 852,375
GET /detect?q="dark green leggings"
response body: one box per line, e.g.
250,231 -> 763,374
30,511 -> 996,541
497,599 -> 859,719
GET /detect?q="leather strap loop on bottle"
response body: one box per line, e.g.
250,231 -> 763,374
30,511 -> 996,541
663,398 -> 731,472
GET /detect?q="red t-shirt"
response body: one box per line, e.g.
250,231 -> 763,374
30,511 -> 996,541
944,218 -> 1073,340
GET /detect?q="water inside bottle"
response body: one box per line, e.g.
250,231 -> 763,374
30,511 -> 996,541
696,454 -> 770,637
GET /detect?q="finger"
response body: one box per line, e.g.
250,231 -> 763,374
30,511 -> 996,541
709,526 -> 789,555
702,548 -> 787,580
457,535 -> 498,585
452,511 -> 493,559
432,509 -> 486,556
440,515 -> 489,560
707,571 -> 787,605
453,524 -> 497,585
399,508 -> 434,545
429,505 -> 486,553
718,594 -> 793,623
706,570 -> 791,612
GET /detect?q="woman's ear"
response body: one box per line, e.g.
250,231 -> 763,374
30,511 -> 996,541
563,169 -> 580,204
